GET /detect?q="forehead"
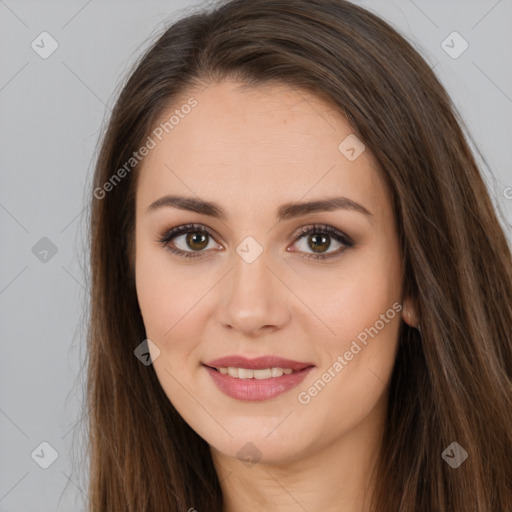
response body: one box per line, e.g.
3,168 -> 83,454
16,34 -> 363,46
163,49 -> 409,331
136,80 -> 387,219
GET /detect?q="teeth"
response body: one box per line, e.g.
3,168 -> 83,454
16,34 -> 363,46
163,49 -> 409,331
238,368 -> 253,379
217,367 -> 295,379
227,367 -> 238,378
254,368 -> 272,379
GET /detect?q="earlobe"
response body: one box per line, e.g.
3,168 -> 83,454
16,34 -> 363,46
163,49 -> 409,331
402,296 -> 421,330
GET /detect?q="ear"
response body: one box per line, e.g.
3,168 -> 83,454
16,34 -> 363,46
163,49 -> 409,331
402,296 -> 421,329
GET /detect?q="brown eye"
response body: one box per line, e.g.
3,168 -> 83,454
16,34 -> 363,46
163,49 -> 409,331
307,233 -> 331,253
158,223 -> 354,261
185,231 -> 209,251
157,223 -> 219,259
291,224 -> 354,260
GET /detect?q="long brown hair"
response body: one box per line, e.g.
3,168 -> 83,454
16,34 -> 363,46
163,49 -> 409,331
85,0 -> 512,509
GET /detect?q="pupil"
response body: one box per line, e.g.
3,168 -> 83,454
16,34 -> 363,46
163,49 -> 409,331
309,234 -> 330,253
187,232 -> 208,251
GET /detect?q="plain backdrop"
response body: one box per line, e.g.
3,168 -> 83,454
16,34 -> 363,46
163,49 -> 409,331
0,0 -> 511,510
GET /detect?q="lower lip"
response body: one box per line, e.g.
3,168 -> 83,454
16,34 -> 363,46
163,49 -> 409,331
203,365 -> 314,401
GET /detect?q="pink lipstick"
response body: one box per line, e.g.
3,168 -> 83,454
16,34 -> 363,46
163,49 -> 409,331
203,355 -> 315,401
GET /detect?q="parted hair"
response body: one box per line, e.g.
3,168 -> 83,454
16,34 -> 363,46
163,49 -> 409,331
86,0 -> 512,510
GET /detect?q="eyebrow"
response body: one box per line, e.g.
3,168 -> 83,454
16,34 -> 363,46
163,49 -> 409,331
146,195 -> 373,221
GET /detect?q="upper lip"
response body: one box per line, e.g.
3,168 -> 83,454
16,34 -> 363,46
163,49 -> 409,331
203,355 -> 314,371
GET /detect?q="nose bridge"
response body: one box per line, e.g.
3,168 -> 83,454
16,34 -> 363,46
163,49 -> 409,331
230,239 -> 274,309
233,240 -> 270,293
216,236 -> 291,334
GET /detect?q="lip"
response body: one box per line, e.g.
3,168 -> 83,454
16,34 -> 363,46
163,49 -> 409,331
202,355 -> 315,402
204,355 -> 314,371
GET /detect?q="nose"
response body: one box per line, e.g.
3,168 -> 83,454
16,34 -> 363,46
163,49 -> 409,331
215,245 -> 292,337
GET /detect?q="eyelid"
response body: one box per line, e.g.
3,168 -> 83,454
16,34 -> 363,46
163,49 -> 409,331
157,223 -> 221,257
157,222 -> 354,260
291,223 -> 355,246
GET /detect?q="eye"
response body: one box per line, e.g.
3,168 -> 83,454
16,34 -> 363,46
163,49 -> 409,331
157,223 -> 220,259
290,224 -> 354,260
157,223 -> 354,260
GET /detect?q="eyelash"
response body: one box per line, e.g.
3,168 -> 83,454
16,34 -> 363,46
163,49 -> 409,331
157,223 -> 355,261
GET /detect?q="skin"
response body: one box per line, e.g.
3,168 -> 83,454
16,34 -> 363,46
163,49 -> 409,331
134,80 -> 420,512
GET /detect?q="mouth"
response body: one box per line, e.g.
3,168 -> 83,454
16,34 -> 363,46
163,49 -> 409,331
203,365 -> 308,379
203,354 -> 314,372
202,355 -> 315,401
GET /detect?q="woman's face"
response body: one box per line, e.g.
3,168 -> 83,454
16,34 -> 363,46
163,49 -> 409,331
134,80 -> 406,466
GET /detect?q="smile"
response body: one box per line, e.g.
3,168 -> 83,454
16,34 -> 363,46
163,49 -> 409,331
203,363 -> 314,401
215,366 -> 294,379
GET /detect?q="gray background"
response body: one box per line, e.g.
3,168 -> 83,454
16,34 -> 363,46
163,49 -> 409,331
1,0 -> 511,510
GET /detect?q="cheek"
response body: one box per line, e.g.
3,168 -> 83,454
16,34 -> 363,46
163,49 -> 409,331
135,243 -> 188,342
295,291 -> 401,448
298,241 -> 402,411
135,249 -> 168,336
305,248 -> 402,354
135,243 -> 214,361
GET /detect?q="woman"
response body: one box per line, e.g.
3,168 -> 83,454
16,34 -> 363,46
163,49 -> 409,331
86,0 -> 512,510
